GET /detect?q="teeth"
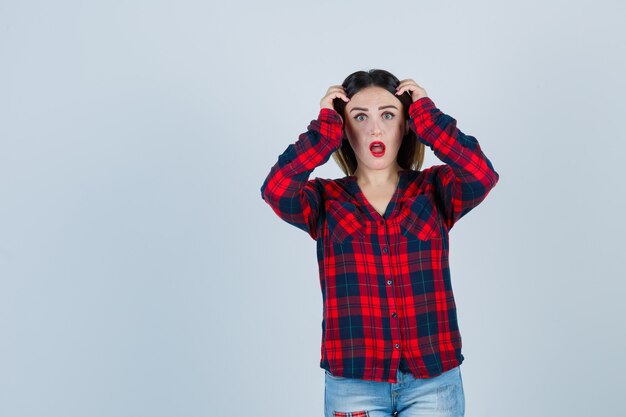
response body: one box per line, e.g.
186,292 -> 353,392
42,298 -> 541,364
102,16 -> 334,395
370,142 -> 385,152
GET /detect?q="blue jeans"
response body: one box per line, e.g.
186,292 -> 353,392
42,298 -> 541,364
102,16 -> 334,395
324,365 -> 465,417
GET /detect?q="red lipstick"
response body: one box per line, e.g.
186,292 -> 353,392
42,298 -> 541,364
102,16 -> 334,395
369,141 -> 385,157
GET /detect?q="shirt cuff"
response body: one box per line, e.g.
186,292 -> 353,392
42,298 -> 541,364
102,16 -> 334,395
318,107 -> 344,125
408,96 -> 437,119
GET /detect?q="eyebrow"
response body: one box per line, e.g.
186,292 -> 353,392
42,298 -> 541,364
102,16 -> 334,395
349,105 -> 399,113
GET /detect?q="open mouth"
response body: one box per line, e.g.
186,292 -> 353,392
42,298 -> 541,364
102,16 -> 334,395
369,141 -> 386,157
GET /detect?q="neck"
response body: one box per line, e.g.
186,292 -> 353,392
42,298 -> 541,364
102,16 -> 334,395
354,164 -> 402,187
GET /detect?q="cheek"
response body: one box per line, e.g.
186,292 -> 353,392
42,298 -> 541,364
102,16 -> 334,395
345,127 -> 366,150
383,127 -> 402,149
394,123 -> 407,143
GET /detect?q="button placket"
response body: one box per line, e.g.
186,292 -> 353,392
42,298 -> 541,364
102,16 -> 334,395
378,217 -> 403,372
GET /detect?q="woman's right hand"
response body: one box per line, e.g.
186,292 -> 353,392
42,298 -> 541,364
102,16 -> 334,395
320,85 -> 350,112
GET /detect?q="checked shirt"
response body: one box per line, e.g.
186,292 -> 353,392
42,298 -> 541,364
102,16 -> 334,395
260,96 -> 499,382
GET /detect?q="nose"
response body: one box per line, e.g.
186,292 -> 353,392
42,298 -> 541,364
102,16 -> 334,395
369,121 -> 382,136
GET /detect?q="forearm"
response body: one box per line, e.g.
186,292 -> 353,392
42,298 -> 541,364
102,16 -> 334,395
409,97 -> 499,227
260,108 -> 343,236
409,96 -> 499,190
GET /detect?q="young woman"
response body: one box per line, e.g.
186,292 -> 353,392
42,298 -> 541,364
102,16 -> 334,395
260,69 -> 499,417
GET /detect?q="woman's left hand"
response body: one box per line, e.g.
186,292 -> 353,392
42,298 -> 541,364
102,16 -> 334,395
395,79 -> 428,102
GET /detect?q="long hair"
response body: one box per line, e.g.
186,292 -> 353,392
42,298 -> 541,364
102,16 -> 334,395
331,69 -> 425,176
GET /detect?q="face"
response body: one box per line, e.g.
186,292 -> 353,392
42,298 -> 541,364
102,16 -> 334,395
343,86 -> 408,175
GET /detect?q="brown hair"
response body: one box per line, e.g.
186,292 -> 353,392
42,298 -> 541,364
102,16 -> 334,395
331,69 -> 425,176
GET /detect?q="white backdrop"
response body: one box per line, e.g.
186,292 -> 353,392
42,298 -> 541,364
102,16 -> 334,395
1,1 -> 625,416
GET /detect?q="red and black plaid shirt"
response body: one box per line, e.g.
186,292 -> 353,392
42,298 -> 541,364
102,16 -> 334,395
260,96 -> 499,382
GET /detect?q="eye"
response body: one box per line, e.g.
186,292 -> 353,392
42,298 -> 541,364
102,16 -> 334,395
354,113 -> 366,121
383,112 -> 395,120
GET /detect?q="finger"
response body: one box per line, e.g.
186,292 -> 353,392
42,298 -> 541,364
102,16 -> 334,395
323,91 -> 349,104
327,88 -> 349,100
328,85 -> 347,93
329,88 -> 348,96
395,83 -> 408,93
396,81 -> 417,91
395,86 -> 412,96
332,92 -> 350,102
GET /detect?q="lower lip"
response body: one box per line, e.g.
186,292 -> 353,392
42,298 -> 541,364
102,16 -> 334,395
370,148 -> 385,157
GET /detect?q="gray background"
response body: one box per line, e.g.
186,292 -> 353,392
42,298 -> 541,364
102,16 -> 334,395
1,0 -> 624,416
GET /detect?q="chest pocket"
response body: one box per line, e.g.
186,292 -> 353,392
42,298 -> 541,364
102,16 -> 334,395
325,201 -> 365,243
400,195 -> 443,241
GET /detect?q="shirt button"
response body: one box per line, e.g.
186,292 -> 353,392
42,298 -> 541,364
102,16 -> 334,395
387,280 -> 392,285
378,220 -> 385,226
382,246 -> 389,253
391,312 -> 397,318
394,343 -> 400,349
